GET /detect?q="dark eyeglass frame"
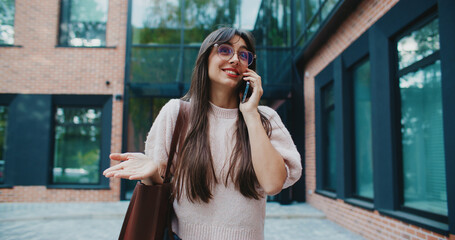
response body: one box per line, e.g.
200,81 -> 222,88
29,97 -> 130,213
213,43 -> 256,66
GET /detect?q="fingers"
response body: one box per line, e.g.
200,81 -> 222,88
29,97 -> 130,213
111,170 -> 135,179
242,69 -> 262,93
103,162 -> 124,176
109,153 -> 129,161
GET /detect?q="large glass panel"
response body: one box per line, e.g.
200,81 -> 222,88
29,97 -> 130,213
321,0 -> 338,20
253,0 -> 290,47
59,0 -> 109,47
305,0 -> 319,22
130,47 -> 181,83
353,59 -> 373,199
125,97 -> 170,199
131,0 -> 181,45
53,107 -> 102,184
323,82 -> 336,191
184,0 -> 238,44
306,15 -> 319,40
0,106 -> 7,184
183,47 -> 199,83
236,0 -> 261,31
401,60 -> 447,216
0,0 -> 15,45
255,48 -> 292,86
397,18 -> 439,70
294,0 -> 304,40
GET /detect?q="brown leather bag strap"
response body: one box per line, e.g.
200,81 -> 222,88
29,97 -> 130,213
163,100 -> 188,184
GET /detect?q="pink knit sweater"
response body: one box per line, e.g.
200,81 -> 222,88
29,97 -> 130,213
145,99 -> 302,240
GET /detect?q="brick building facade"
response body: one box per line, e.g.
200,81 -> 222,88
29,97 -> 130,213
0,0 -> 127,202
303,0 -> 454,239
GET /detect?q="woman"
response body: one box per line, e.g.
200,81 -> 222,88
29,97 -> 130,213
103,27 -> 302,240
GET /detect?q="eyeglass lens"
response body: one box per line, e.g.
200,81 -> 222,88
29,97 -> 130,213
217,44 -> 254,66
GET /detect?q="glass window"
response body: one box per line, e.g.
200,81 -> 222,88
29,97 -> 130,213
0,0 -> 15,45
294,0 -> 305,40
52,107 -> 102,184
323,82 -> 336,191
184,0 -> 237,44
305,0 -> 319,22
0,106 -> 7,184
252,0 -> 290,47
236,0 -> 261,31
130,47 -> 181,84
131,0 -> 181,45
183,47 -> 199,83
59,0 -> 109,47
124,97 -> 170,200
398,18 -> 447,216
353,59 -> 373,199
306,15 -> 319,40
397,18 -> 439,70
321,0 -> 338,20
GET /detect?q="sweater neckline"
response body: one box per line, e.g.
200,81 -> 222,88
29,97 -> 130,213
209,102 -> 238,119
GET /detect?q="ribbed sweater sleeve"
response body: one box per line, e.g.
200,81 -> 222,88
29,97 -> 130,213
144,99 -> 180,177
258,106 -> 302,189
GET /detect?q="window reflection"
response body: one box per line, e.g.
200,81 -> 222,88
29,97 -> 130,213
130,47 -> 181,83
321,0 -> 338,19
129,0 -> 293,86
305,0 -> 319,22
294,0 -> 342,49
131,0 -> 181,45
400,60 -> 447,216
353,59 -> 373,199
184,0 -> 237,44
0,0 -> 15,45
397,18 -> 439,70
397,17 -> 447,217
52,107 -> 102,184
253,0 -> 290,47
59,0 -> 109,47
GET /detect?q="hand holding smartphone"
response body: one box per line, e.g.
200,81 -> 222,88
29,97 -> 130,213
241,81 -> 250,103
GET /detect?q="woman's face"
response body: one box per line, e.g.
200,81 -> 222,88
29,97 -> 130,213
207,35 -> 249,91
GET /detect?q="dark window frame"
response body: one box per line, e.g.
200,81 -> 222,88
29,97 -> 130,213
340,33 -> 375,207
349,57 -> 373,202
48,95 -> 112,189
0,94 -> 16,188
392,12 -> 447,224
313,0 -> 455,235
368,0 -> 454,235
315,62 -> 338,198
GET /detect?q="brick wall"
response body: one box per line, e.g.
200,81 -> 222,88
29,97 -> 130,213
0,0 -> 126,202
303,0 -> 451,239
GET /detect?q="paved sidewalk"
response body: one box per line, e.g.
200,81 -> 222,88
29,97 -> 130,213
0,201 -> 364,240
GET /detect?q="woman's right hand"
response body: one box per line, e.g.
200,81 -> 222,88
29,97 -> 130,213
103,153 -> 163,185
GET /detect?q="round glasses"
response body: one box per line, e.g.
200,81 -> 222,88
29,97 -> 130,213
214,43 -> 256,66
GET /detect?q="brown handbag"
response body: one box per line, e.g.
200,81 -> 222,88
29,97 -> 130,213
118,101 -> 188,240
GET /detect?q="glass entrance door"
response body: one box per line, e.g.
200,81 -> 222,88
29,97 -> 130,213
122,96 -> 171,200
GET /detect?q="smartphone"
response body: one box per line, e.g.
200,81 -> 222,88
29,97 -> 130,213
242,81 -> 250,103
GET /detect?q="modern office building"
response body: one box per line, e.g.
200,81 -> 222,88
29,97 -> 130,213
0,0 -> 453,239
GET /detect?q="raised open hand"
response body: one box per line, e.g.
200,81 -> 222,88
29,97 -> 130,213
103,153 -> 160,183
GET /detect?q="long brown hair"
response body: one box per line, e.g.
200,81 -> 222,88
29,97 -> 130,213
175,27 -> 271,203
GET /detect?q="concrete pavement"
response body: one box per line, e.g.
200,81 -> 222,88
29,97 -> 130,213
0,201 -> 365,240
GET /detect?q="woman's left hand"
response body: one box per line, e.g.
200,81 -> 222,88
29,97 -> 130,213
239,68 -> 263,116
